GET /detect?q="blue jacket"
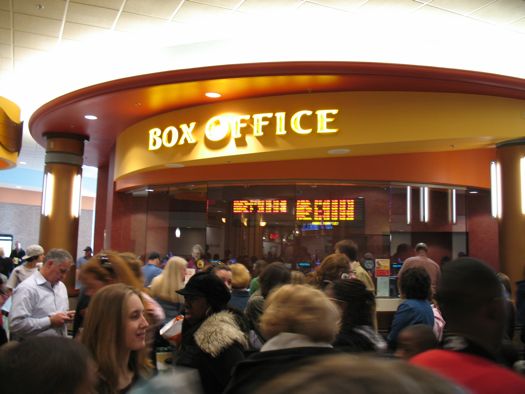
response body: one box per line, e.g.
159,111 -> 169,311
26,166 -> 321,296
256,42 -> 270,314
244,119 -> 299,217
387,298 -> 434,349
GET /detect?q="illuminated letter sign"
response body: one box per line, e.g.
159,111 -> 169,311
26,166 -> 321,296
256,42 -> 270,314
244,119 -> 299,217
148,108 -> 339,150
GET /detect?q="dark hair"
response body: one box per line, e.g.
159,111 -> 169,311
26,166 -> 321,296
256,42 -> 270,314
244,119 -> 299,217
436,257 -> 501,319
148,251 -> 161,260
400,267 -> 431,300
330,279 -> 375,328
259,262 -> 291,298
0,336 -> 94,394
335,239 -> 358,261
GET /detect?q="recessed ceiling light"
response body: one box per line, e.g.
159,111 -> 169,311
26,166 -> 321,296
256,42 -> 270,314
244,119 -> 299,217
205,92 -> 221,98
165,163 -> 184,168
328,148 -> 351,155
145,188 -> 154,192
84,115 -> 97,120
468,190 -> 479,194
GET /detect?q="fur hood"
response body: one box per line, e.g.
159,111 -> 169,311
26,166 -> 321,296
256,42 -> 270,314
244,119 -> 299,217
194,311 -> 248,357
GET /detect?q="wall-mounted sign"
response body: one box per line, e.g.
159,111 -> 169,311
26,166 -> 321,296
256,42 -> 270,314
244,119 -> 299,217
295,199 -> 358,222
148,109 -> 339,150
233,199 -> 288,214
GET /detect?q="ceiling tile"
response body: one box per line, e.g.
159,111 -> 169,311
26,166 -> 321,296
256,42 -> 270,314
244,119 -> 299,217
0,0 -> 10,12
0,28 -> 9,44
73,0 -> 123,10
0,42 -> 9,57
62,21 -> 108,41
0,57 -> 11,71
0,9 -> 9,28
14,45 -> 45,60
14,13 -> 61,36
67,2 -> 118,28
428,0 -> 496,16
471,0 -> 525,24
237,0 -> 303,14
305,0 -> 366,12
14,30 -> 57,50
174,1 -> 232,23
14,0 -> 66,20
358,0 -> 423,15
508,16 -> 525,33
192,0 -> 242,9
124,0 -> 181,19
115,12 -> 167,32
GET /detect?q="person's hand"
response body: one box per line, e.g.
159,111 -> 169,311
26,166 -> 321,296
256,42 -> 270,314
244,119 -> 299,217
49,311 -> 72,327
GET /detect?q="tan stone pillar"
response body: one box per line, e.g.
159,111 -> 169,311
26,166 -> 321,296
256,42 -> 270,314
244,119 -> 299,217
497,139 -> 525,295
39,133 -> 87,294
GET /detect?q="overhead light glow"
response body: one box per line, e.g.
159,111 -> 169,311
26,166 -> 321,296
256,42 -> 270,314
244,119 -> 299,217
449,189 -> 457,224
205,92 -> 221,98
175,227 -> 181,238
420,186 -> 429,223
84,114 -> 97,120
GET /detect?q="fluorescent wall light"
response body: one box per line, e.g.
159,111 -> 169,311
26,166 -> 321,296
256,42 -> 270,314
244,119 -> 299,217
521,157 -> 525,215
406,186 -> 411,224
449,189 -> 457,224
420,186 -> 429,223
42,172 -> 54,216
71,174 -> 82,218
175,227 -> 181,238
490,161 -> 502,218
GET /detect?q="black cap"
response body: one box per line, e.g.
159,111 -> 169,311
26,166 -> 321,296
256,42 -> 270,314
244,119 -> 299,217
148,251 -> 161,260
83,246 -> 93,252
177,272 -> 230,307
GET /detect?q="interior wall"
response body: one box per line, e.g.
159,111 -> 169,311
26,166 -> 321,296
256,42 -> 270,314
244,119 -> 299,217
467,191 -> 499,270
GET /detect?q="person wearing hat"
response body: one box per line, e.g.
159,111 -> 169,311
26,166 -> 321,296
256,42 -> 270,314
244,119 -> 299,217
6,244 -> 44,292
75,246 -> 93,289
397,242 -> 441,296
175,272 -> 248,394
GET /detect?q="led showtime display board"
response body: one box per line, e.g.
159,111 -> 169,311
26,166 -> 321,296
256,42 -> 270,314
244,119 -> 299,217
233,200 -> 288,214
296,199 -> 361,221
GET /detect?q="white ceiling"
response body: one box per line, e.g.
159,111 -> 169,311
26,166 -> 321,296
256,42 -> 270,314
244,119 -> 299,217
1,0 -> 525,171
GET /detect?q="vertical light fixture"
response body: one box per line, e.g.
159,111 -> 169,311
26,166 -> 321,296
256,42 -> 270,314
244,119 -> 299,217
490,161 -> 502,218
42,172 -> 54,216
521,157 -> 525,215
71,174 -> 82,218
175,227 -> 181,238
448,189 -> 457,224
406,186 -> 411,224
420,186 -> 429,222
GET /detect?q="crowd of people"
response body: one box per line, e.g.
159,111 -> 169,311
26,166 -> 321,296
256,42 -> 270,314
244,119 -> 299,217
0,240 -> 525,394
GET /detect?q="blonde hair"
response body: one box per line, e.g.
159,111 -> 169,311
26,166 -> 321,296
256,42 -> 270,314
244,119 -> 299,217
82,284 -> 151,391
80,251 -> 142,290
291,270 -> 306,285
150,256 -> 187,303
260,284 -> 340,343
231,264 -> 251,289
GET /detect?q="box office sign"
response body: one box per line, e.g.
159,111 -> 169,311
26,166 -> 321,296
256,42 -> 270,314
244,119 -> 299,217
147,109 -> 339,150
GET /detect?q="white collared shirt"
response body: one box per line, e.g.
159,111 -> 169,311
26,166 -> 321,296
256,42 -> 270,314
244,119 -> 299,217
9,270 -> 69,340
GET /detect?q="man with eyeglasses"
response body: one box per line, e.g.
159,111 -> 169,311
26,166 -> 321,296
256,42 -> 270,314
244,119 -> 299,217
9,249 -> 74,341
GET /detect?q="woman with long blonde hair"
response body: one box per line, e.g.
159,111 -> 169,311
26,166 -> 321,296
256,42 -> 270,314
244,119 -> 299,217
82,283 -> 152,393
150,256 -> 187,321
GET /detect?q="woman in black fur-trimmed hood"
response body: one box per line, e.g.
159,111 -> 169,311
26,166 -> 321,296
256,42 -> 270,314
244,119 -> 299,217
175,271 -> 248,394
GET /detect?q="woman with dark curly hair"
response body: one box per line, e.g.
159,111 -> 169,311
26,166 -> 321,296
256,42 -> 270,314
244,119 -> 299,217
325,278 -> 386,353
388,267 -> 434,350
